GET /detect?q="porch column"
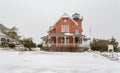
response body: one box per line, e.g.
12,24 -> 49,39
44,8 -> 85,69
79,37 -> 81,44
81,36 -> 83,46
73,36 -> 75,46
56,36 -> 58,46
64,36 -> 66,46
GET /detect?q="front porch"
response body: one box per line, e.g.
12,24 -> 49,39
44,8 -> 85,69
42,33 -> 89,48
41,33 -> 90,52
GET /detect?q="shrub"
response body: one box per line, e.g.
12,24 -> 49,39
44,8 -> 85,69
8,43 -> 15,48
37,44 -> 42,48
1,42 -> 8,48
20,38 -> 36,51
90,39 -> 109,52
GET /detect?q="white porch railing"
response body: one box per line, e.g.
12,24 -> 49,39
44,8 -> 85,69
43,43 -> 89,47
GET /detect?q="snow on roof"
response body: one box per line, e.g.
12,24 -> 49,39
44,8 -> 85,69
0,30 -> 11,39
0,30 -> 6,37
62,13 -> 70,18
65,33 -> 73,36
71,18 -> 78,26
49,26 -> 55,31
61,13 -> 79,26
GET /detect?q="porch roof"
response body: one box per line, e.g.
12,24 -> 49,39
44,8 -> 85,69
50,33 -> 84,37
0,31 -> 10,39
41,33 -> 85,40
41,35 -> 49,40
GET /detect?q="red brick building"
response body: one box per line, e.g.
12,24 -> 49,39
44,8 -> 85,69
41,13 -> 89,51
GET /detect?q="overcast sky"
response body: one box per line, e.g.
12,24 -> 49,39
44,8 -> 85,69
0,0 -> 120,44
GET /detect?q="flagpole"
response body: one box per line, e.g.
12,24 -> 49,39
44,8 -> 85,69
89,28 -> 91,52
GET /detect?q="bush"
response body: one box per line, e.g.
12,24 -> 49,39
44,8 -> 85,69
40,46 -> 88,52
1,42 -> 8,48
20,38 -> 36,51
8,43 -> 15,48
37,44 -> 42,48
90,39 -> 109,52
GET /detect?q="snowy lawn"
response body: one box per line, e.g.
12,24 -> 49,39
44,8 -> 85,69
0,50 -> 120,73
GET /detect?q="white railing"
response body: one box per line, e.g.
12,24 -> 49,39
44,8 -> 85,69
43,43 -> 89,47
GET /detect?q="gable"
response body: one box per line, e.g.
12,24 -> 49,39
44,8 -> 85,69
49,13 -> 83,34
55,18 -> 77,33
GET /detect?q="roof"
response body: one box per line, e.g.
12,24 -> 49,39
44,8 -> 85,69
41,32 -> 85,40
0,30 -> 11,39
0,30 -> 7,37
49,26 -> 55,31
41,35 -> 49,40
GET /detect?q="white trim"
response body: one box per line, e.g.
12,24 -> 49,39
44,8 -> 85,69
71,18 -> 78,26
66,37 -> 69,44
64,36 -> 66,45
61,25 -> 65,32
56,37 -> 58,46
61,25 -> 70,32
66,25 -> 69,32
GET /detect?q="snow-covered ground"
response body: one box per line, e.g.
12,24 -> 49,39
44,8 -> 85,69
0,48 -> 120,73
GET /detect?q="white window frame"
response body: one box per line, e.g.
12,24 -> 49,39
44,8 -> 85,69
66,25 -> 69,32
61,25 -> 65,32
66,37 -> 69,44
61,25 -> 69,32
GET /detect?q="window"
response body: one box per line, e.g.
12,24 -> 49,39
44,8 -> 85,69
61,25 -> 65,32
62,37 -> 69,44
66,25 -> 69,32
66,37 -> 69,44
7,39 -> 10,42
61,25 -> 69,32
62,37 -> 64,43
1,38 -> 6,42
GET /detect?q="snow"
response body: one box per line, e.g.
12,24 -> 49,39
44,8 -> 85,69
0,49 -> 120,73
64,33 -> 73,36
62,13 -> 70,18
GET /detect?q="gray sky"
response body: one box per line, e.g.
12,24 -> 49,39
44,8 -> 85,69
0,0 -> 120,44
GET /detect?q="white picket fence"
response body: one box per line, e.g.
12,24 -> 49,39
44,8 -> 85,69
101,52 -> 120,61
